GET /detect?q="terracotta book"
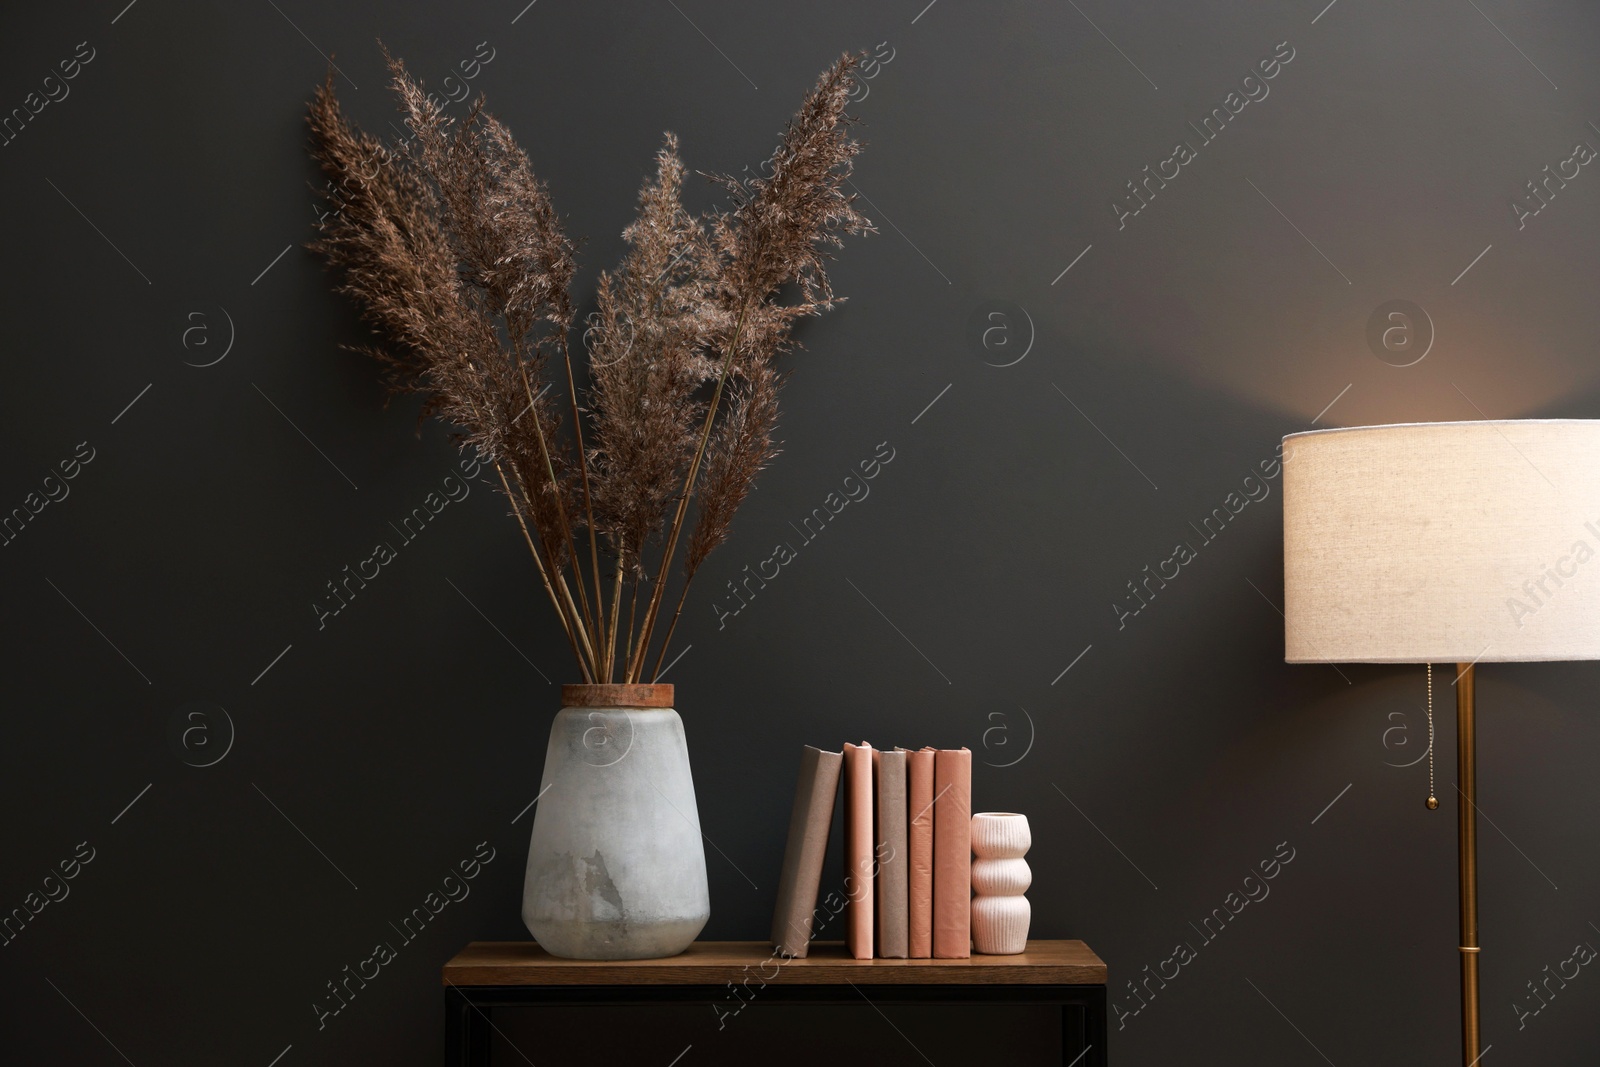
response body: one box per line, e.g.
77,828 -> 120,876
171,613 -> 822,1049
842,741 -> 875,959
873,748 -> 909,959
903,746 -> 936,958
932,746 -> 972,958
770,746 -> 843,958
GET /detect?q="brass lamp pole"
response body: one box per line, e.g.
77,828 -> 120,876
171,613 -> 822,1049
1455,664 -> 1479,1065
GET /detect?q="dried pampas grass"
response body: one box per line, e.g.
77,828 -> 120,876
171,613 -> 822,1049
306,49 -> 872,683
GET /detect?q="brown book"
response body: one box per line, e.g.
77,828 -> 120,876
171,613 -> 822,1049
770,746 -> 843,958
842,741 -> 875,959
873,748 -> 909,959
932,747 -> 972,958
904,746 -> 936,958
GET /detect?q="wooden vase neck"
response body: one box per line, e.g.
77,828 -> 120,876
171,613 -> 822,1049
561,683 -> 675,708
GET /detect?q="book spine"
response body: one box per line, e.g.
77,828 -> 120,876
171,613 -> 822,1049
907,747 -> 935,957
770,746 -> 842,958
876,749 -> 909,958
843,742 -> 875,959
932,747 -> 972,958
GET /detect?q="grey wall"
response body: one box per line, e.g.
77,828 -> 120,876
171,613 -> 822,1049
3,0 -> 1599,1064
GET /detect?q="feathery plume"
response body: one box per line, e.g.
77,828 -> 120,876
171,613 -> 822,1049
306,49 -> 871,683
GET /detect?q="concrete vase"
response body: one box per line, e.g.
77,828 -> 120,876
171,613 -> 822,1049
522,684 -> 710,959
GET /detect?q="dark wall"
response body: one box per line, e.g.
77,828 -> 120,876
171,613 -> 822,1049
4,1 -> 1600,1063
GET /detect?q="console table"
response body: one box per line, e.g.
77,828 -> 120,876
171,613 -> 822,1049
442,940 -> 1107,1066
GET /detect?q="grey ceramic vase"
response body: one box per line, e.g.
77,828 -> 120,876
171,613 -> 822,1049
522,684 -> 710,959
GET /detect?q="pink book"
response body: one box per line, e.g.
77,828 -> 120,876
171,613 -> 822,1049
932,747 -> 972,958
904,746 -> 936,958
842,741 -> 875,959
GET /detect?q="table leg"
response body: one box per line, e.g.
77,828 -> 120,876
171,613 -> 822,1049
1082,986 -> 1107,1067
1061,999 -> 1085,1065
1060,988 -> 1108,1067
445,987 -> 492,1067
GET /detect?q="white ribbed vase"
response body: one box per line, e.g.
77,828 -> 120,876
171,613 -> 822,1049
970,812 -> 1031,955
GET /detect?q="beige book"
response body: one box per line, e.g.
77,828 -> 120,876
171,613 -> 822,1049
904,746 -> 936,958
874,748 -> 909,958
770,746 -> 842,958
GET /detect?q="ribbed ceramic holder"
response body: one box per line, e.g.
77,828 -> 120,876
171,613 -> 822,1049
970,812 -> 1031,955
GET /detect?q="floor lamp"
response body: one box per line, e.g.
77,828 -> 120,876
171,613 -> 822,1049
1282,419 -> 1600,1066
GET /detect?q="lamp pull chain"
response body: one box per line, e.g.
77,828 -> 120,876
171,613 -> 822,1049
1426,663 -> 1439,810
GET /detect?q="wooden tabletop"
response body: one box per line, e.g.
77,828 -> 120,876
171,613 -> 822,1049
443,940 -> 1106,987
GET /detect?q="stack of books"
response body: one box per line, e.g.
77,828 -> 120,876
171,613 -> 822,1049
770,743 -> 973,959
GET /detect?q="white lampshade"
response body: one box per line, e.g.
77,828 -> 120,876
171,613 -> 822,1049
1282,420 -> 1600,663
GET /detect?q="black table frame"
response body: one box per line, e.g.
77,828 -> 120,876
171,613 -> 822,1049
445,981 -> 1108,1066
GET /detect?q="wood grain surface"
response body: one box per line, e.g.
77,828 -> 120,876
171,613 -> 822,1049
442,940 -> 1106,986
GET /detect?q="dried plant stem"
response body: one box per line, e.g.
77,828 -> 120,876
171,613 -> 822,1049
558,334 -> 607,674
649,579 -> 694,682
542,540 -> 598,677
520,367 -> 600,672
622,574 -> 640,674
521,367 -> 598,643
605,558 -> 624,682
494,461 -> 593,683
460,368 -> 592,679
508,466 -> 597,677
629,303 -> 749,682
556,570 -> 599,677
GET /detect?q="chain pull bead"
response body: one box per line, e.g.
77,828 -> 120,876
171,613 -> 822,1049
1425,663 -> 1439,810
